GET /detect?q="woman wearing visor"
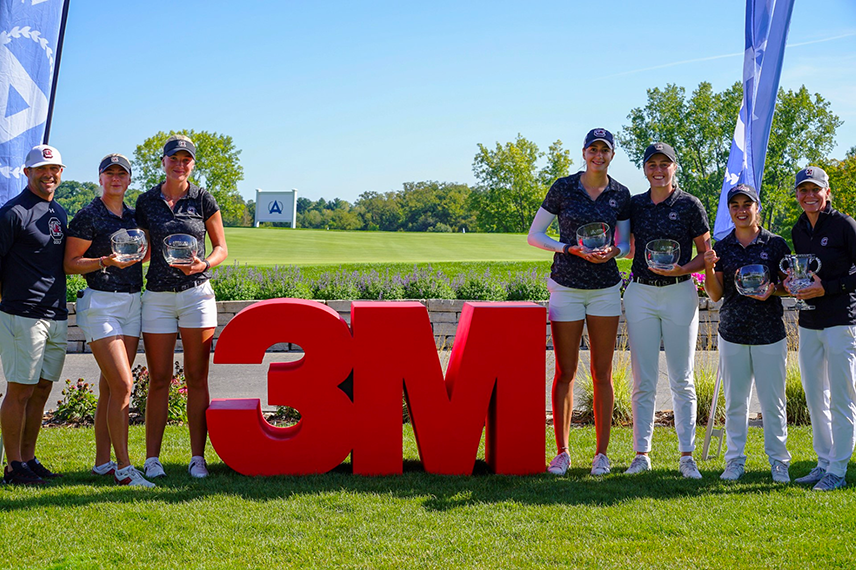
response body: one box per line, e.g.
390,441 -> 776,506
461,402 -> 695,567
702,184 -> 791,483
65,154 -> 154,487
135,134 -> 228,480
624,142 -> 710,479
528,128 -> 631,476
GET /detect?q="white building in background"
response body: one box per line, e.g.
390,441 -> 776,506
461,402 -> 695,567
254,188 -> 297,228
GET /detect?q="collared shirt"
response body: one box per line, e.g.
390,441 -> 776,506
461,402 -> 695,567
713,228 -> 790,345
67,197 -> 143,293
629,187 -> 710,281
0,188 -> 68,320
135,182 -> 220,292
540,173 -> 631,289
791,204 -> 856,329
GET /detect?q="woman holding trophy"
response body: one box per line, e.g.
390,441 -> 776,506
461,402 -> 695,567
527,128 -> 631,476
65,154 -> 154,487
702,184 -> 791,483
624,142 -> 710,479
135,135 -> 228,480
788,166 -> 856,491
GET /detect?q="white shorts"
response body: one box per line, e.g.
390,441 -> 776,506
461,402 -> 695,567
0,311 -> 67,384
547,279 -> 622,322
142,281 -> 217,334
76,289 -> 142,342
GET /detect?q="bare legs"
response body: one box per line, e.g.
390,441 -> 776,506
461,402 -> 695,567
143,327 -> 213,459
90,335 -> 139,468
551,315 -> 619,456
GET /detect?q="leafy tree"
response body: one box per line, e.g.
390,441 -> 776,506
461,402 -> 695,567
355,191 -> 404,231
618,82 -> 840,234
132,129 -> 247,225
469,135 -> 571,232
55,180 -> 100,218
820,147 -> 856,222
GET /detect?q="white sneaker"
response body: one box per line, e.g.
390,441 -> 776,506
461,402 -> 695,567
144,457 -> 166,478
625,455 -> 651,475
91,461 -> 117,476
771,460 -> 790,483
591,453 -> 611,476
115,465 -> 156,488
679,456 -> 702,479
720,459 -> 745,481
188,456 -> 209,479
546,452 -> 570,475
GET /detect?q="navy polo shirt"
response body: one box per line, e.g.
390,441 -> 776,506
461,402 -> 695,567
541,173 -> 631,289
629,187 -> 710,281
713,228 -> 790,345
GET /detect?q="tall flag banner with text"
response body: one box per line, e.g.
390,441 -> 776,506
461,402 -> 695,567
713,0 -> 795,240
0,0 -> 68,206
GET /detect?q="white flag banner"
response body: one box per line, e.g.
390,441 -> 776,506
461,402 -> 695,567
713,0 -> 795,240
0,0 -> 68,206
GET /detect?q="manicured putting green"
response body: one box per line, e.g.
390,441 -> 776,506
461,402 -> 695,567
222,228 -> 553,266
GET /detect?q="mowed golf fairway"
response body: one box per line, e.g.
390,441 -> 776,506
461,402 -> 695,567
222,228 -> 553,266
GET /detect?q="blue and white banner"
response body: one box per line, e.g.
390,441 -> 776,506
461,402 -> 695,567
0,0 -> 67,206
713,0 -> 795,240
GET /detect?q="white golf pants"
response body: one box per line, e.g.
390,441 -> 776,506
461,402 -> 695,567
719,336 -> 789,465
798,325 -> 856,478
625,279 -> 699,453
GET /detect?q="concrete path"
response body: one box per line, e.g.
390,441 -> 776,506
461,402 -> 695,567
0,350 -> 761,415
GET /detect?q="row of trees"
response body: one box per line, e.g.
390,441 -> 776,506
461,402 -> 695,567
54,81 -> 853,237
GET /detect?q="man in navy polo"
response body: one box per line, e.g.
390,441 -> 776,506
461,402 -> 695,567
0,144 -> 69,485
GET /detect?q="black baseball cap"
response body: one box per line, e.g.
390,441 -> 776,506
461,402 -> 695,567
643,142 -> 677,164
98,153 -> 131,175
163,136 -> 196,159
794,166 -> 829,189
584,128 -> 614,150
727,183 -> 759,204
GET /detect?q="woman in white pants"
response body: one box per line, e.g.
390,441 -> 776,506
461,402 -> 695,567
624,142 -> 710,479
788,166 -> 856,492
702,184 -> 791,483
528,128 -> 631,476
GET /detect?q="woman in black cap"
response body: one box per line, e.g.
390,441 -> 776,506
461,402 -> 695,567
528,128 -> 631,476
65,153 -> 154,487
135,134 -> 228,479
788,166 -> 856,491
624,142 -> 710,479
702,184 -> 791,483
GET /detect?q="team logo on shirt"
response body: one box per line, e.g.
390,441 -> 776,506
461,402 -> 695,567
187,205 -> 197,215
821,237 -> 829,246
609,198 -> 617,208
48,217 -> 63,244
669,212 -> 678,221
760,251 -> 769,260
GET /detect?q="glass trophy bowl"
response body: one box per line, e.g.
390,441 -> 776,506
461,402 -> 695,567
163,233 -> 199,266
780,253 -> 822,310
734,264 -> 770,296
110,228 -> 147,263
645,239 -> 680,270
576,222 -> 611,253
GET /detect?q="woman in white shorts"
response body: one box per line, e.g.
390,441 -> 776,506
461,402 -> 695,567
135,135 -> 228,479
702,184 -> 791,483
528,128 -> 631,476
624,142 -> 710,479
65,153 -> 154,487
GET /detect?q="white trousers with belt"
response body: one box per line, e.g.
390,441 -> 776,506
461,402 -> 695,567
718,335 -> 789,465
799,325 -> 856,478
624,279 -> 699,453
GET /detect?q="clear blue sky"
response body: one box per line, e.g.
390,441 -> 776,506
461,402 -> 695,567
48,0 -> 856,203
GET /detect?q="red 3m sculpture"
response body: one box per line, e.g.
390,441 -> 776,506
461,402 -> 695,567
208,298 -> 545,476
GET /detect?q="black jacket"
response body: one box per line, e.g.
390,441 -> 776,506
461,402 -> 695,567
791,204 -> 856,329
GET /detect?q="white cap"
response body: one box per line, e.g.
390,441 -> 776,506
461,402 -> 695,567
24,144 -> 65,168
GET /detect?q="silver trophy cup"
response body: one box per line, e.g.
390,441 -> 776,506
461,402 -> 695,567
780,253 -> 822,310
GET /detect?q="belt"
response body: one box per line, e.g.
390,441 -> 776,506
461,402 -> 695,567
149,280 -> 206,293
632,275 -> 691,287
91,286 -> 140,294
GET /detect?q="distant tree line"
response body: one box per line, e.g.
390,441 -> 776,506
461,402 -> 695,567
53,81 -> 855,237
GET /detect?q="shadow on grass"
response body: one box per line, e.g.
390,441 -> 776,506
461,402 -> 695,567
0,458 -> 834,514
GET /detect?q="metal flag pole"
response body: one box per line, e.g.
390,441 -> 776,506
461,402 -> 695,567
42,0 -> 70,144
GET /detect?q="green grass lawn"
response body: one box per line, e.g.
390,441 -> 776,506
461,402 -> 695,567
222,228 -> 553,266
3,425 -> 854,569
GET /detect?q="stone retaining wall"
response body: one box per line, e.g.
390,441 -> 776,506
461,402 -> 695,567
65,298 -> 802,354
